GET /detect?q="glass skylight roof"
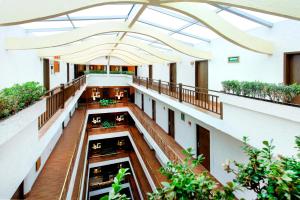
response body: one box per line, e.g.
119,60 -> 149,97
139,8 -> 189,30
218,11 -> 262,31
182,25 -> 219,40
68,4 -> 133,17
17,2 -> 290,54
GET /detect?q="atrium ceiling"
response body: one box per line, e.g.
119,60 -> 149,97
1,0 -> 297,65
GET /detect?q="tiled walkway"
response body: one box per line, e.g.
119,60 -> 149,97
26,108 -> 86,200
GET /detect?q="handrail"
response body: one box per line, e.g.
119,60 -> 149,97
38,75 -> 86,129
133,76 -> 223,117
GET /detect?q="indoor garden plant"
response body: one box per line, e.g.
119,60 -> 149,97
0,82 -> 45,120
221,80 -> 300,104
100,168 -> 130,200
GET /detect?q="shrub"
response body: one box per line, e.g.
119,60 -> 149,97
84,70 -> 107,74
147,148 -> 237,200
100,168 -> 130,200
99,99 -> 117,106
221,80 -> 300,103
102,121 -> 116,128
0,82 -> 45,120
224,137 -> 300,199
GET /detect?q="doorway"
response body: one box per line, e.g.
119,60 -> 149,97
196,124 -> 210,171
149,65 -> 153,80
152,99 -> 156,122
168,109 -> 175,138
169,63 -> 177,92
135,66 -> 138,77
43,58 -> 50,91
284,52 -> 300,104
67,63 -> 70,82
195,60 -> 208,99
141,93 -> 144,111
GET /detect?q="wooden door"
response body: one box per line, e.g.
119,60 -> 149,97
196,124 -> 210,171
284,52 -> 300,104
168,109 -> 175,138
149,65 -> 153,80
134,66 -> 138,76
195,61 -> 208,99
67,63 -> 70,82
152,99 -> 156,121
169,63 -> 177,92
43,58 -> 50,91
141,93 -> 144,111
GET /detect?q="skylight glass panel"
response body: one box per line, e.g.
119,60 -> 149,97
126,33 -> 157,43
20,21 -> 73,29
30,31 -> 67,36
182,24 -> 219,40
149,42 -> 173,51
171,33 -> 200,45
73,19 -> 124,27
69,4 -> 133,17
218,11 -> 261,31
135,21 -> 172,35
139,8 -> 189,30
235,8 -> 287,23
147,6 -> 195,23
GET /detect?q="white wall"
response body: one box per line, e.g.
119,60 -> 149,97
0,26 -> 43,90
49,60 -> 68,89
137,20 -> 300,91
0,26 -> 76,90
87,74 -> 132,87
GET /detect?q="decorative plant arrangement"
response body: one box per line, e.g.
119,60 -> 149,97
223,136 -> 300,200
84,70 -> 107,74
102,121 -> 116,129
110,71 -> 134,75
101,137 -> 300,199
221,80 -> 300,104
0,82 -> 45,120
99,99 -> 117,106
148,148 -> 237,200
100,168 -> 130,200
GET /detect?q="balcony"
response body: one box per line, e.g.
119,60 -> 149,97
132,76 -> 223,118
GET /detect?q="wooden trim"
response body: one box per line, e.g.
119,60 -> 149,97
36,157 -> 41,172
43,58 -> 50,91
67,63 -> 70,82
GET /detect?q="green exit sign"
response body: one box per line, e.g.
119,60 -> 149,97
228,56 -> 240,63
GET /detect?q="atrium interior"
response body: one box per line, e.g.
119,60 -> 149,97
0,1 -> 300,200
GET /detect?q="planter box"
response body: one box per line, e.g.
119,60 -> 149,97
0,98 -> 46,146
220,93 -> 300,123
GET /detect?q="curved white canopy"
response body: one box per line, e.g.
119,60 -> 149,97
37,35 -> 180,62
0,0 -> 299,26
5,21 -> 213,59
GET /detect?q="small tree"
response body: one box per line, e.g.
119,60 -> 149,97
148,148 -> 237,200
223,136 -> 300,199
100,168 -> 130,200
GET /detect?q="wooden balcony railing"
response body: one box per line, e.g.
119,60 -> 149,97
133,76 -> 223,117
38,75 -> 86,129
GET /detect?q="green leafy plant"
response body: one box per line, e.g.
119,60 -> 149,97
99,99 -> 117,106
100,168 -> 130,200
148,148 -> 237,200
84,70 -> 107,74
221,80 -> 300,104
224,137 -> 300,200
0,82 -> 45,120
102,121 -> 116,128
